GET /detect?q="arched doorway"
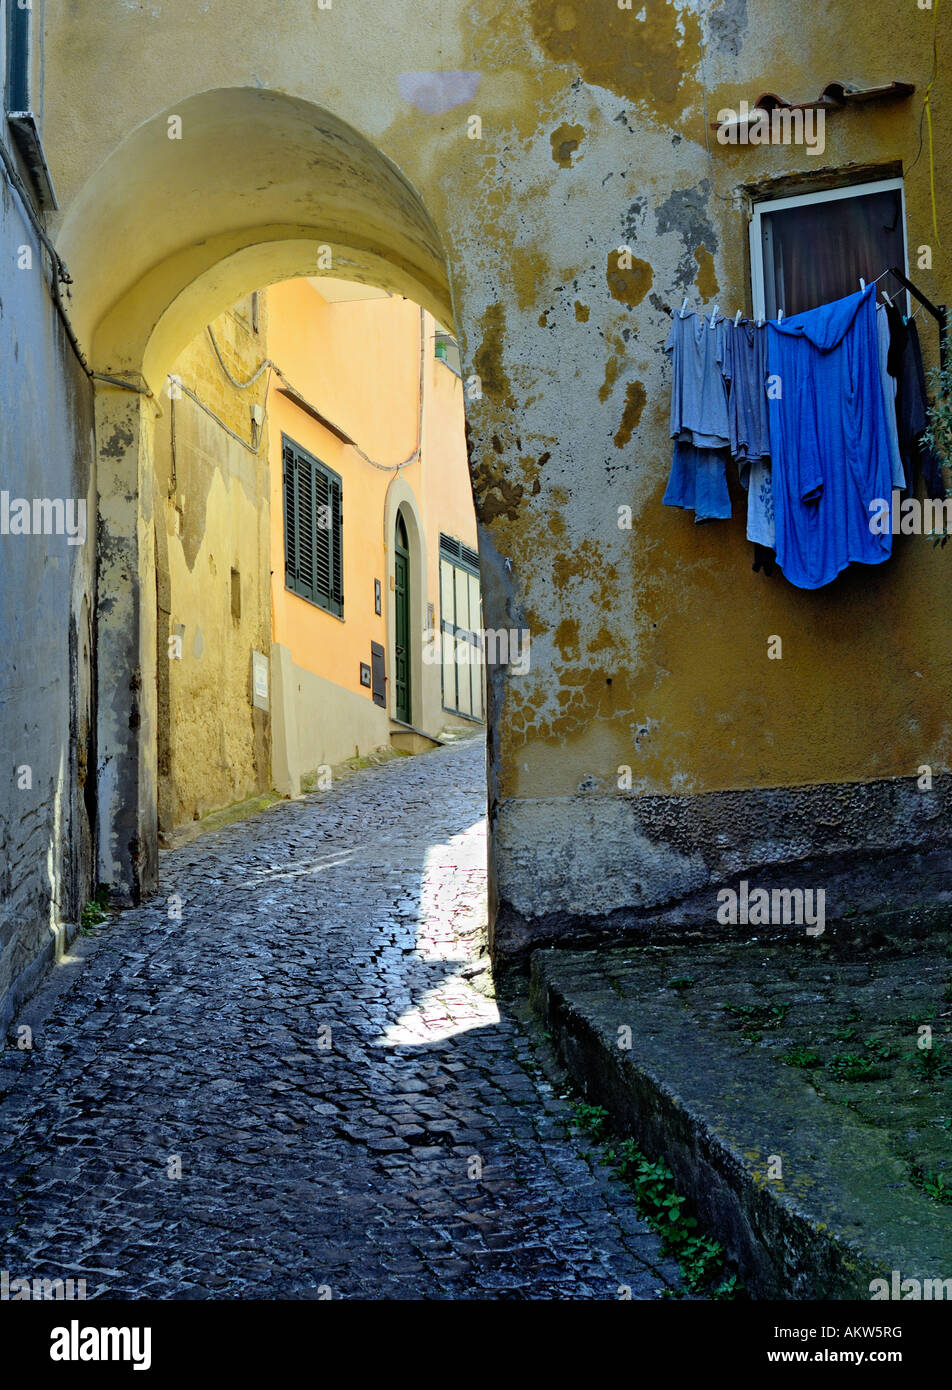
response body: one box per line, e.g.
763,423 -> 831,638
393,510 -> 411,725
56,86 -> 465,904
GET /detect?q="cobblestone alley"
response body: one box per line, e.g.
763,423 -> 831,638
0,737 -> 679,1299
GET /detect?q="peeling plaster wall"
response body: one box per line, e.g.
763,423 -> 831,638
0,176 -> 96,1032
153,300 -> 272,832
38,0 -> 952,957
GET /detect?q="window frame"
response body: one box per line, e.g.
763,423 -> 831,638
439,533 -> 484,722
434,332 -> 462,377
3,0 -> 57,211
748,176 -> 909,321
282,433 -> 344,619
6,0 -> 30,115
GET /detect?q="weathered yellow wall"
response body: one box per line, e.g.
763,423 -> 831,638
42,0 -> 952,948
154,299 -> 272,831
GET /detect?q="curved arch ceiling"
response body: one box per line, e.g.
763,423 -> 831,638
56,87 -> 453,390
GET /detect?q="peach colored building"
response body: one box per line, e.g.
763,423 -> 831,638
266,278 -> 483,795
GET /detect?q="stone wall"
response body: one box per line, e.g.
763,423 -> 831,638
153,299 -> 272,833
0,173 -> 96,1032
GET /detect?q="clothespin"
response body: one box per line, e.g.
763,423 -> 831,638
860,277 -> 866,291
680,296 -> 690,318
709,303 -> 719,328
778,309 -> 784,323
735,309 -> 742,326
882,290 -> 894,308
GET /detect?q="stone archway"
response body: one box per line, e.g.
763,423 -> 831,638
57,87 -> 462,903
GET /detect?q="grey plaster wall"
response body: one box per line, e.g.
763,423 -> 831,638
0,171 -> 96,1035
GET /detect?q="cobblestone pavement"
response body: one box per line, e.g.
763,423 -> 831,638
0,736 -> 679,1299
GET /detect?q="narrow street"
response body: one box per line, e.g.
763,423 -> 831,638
0,737 -> 677,1300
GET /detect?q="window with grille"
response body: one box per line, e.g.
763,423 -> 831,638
282,434 -> 343,617
439,533 -> 484,721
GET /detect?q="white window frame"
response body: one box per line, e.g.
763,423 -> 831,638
749,176 -> 909,320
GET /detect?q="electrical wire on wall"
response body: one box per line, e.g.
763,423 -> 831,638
924,0 -> 943,249
204,301 -> 427,475
202,296 -> 433,660
0,128 -> 160,407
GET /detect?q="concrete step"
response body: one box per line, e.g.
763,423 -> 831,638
531,942 -> 952,1299
389,721 -> 445,755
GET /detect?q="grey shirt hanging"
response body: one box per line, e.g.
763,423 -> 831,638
665,311 -> 731,449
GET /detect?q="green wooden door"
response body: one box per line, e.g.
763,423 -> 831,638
394,517 -> 411,723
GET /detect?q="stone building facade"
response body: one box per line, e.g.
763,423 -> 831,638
1,2 -> 950,1031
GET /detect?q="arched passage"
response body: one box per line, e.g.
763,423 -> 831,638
59,87 -> 454,383
59,87 -> 466,901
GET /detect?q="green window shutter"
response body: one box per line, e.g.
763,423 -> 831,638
330,474 -> 343,616
283,440 -> 298,589
296,451 -> 315,598
313,462 -> 331,609
282,433 -> 343,616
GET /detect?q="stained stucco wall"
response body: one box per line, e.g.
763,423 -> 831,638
38,0 -> 952,956
0,178 -> 96,1030
153,300 -> 272,831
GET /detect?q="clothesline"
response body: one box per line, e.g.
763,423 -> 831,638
662,282 -> 941,590
673,266 -> 943,334
888,266 -> 948,369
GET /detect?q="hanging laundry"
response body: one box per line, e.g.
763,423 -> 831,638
665,311 -> 731,447
663,440 -> 732,522
766,284 -> 893,590
875,302 -> 907,491
885,304 -> 943,497
721,319 -> 774,548
741,458 -> 775,549
663,310 -> 731,521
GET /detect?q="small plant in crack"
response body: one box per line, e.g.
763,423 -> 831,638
80,888 -> 111,935
826,1053 -> 878,1082
612,1141 -> 743,1299
783,1046 -> 822,1069
571,1102 -> 610,1142
724,1003 -> 789,1028
724,1001 -> 788,1044
567,1102 -> 743,1298
910,1040 -> 951,1082
910,1164 -> 952,1205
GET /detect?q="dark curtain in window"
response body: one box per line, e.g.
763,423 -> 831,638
764,188 -> 906,318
